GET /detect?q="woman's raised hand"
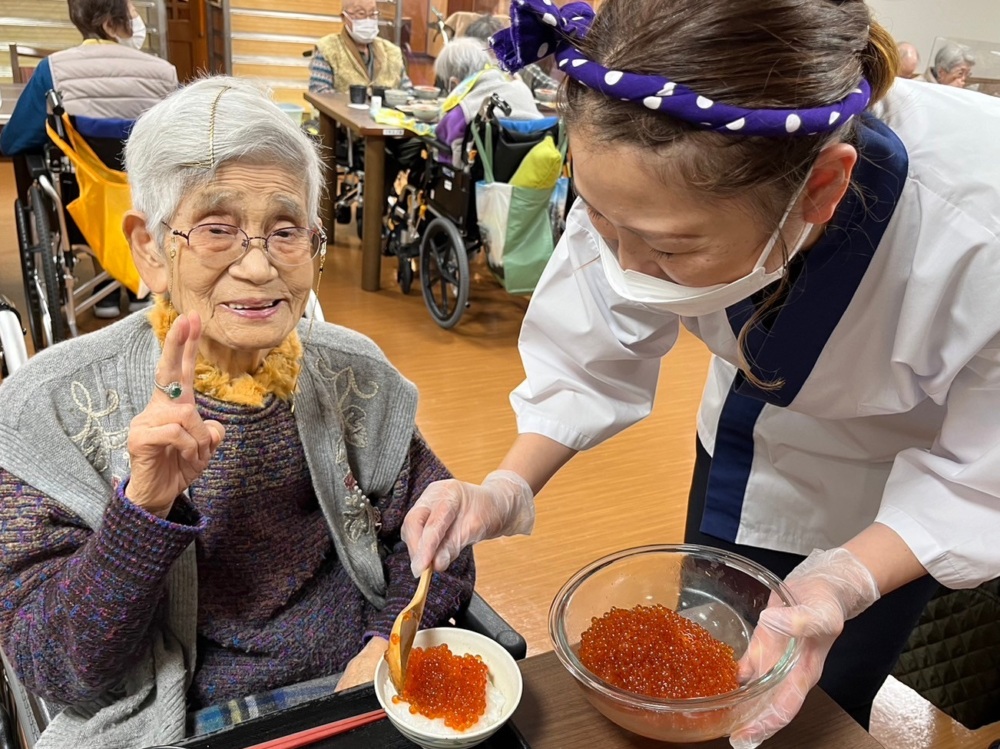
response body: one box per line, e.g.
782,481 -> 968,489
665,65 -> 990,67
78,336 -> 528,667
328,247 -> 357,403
125,313 -> 225,517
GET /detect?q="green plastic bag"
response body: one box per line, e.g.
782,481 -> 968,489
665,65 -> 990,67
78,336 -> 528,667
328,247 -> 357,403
472,121 -> 567,294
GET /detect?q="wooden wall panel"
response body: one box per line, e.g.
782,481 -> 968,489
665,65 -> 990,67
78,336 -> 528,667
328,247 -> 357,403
233,62 -> 310,81
230,15 -> 339,38
232,39 -> 317,57
231,0 -> 342,14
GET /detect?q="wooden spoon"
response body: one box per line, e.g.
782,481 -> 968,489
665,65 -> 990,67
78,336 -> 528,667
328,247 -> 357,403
385,568 -> 433,693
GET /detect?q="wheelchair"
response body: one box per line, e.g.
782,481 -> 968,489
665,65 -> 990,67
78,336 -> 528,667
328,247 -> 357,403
384,94 -> 568,329
13,90 -> 135,351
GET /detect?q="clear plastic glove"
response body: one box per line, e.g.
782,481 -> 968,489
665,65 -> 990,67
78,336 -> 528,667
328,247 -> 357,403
729,548 -> 880,749
402,470 -> 535,577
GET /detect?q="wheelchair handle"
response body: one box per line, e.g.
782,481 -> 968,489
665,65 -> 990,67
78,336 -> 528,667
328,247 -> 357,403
483,93 -> 513,122
46,89 -> 65,117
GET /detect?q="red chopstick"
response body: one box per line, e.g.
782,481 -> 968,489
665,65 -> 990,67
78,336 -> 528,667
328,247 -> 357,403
243,708 -> 387,749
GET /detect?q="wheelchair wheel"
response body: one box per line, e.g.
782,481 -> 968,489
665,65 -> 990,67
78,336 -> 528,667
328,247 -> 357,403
356,205 -> 364,240
420,218 -> 470,329
29,186 -> 67,347
397,255 -> 414,295
14,198 -> 45,351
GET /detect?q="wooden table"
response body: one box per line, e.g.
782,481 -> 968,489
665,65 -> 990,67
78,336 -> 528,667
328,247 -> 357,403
304,90 -> 410,292
512,652 -> 885,749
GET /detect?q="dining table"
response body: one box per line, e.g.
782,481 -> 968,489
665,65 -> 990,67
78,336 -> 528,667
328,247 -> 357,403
513,651 -> 883,748
0,83 -> 26,129
304,90 -> 412,292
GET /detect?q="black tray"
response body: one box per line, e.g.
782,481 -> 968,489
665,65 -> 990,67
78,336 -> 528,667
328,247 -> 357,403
171,683 -> 530,749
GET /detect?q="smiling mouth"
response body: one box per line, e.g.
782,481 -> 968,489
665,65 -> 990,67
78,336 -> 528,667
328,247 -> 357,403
222,300 -> 283,311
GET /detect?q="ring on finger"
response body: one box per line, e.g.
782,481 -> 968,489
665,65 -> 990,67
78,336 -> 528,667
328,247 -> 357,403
154,379 -> 184,399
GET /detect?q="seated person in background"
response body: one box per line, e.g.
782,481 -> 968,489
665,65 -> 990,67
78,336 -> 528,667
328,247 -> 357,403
896,42 -> 921,80
0,77 -> 474,747
435,38 -> 543,164
464,14 -> 559,96
0,0 -> 176,156
308,0 -> 410,94
1,0 -> 176,318
926,42 -> 976,88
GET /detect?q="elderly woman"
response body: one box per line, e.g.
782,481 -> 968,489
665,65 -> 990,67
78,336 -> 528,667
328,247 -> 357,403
0,77 -> 473,748
465,14 -> 559,95
435,37 -> 542,164
926,42 -> 976,88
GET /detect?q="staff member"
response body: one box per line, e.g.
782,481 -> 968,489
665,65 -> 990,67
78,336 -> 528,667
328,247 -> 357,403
401,0 -> 1000,747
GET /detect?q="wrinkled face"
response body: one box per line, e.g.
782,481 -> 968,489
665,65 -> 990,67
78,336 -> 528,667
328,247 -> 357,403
571,129 -> 783,287
938,64 -> 972,87
164,163 -> 315,355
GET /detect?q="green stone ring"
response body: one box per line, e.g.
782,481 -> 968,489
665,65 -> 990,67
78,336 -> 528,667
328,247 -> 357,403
154,380 -> 183,400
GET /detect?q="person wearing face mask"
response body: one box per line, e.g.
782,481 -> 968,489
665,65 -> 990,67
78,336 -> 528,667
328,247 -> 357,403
0,0 -> 176,158
402,1 -> 1000,747
2,0 -> 177,318
121,0 -> 148,50
308,0 -> 410,95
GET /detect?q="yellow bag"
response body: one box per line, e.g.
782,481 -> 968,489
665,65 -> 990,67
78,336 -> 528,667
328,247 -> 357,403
509,135 -> 563,191
44,115 -> 144,295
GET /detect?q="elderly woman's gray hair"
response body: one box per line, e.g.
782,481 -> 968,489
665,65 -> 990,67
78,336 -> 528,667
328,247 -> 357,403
125,76 -> 323,245
933,42 -> 976,79
465,14 -> 505,41
435,37 -> 490,87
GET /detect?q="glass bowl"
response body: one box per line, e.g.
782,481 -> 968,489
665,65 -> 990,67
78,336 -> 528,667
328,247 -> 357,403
549,544 -> 801,743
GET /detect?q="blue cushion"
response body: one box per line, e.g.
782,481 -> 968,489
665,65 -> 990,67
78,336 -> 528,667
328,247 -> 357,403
498,117 -> 559,134
72,116 -> 135,141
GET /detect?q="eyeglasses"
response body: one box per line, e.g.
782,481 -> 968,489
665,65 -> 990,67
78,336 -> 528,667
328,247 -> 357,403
163,222 -> 326,268
343,9 -> 380,20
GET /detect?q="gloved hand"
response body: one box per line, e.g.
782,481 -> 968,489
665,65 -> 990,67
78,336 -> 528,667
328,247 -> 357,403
729,548 -> 880,749
402,470 -> 535,577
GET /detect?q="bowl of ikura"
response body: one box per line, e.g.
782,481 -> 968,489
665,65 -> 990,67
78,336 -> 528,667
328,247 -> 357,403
549,545 -> 802,743
375,627 -> 523,749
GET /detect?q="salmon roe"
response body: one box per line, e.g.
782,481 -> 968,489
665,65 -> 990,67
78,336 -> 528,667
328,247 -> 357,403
579,605 -> 739,699
391,644 -> 489,731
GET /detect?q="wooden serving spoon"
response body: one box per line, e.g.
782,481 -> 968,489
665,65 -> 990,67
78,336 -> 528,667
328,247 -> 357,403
385,568 -> 433,693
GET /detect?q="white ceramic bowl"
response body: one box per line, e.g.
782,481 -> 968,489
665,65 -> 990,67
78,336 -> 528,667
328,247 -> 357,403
411,104 -> 440,123
374,627 -> 523,749
413,85 -> 441,100
384,88 -> 410,107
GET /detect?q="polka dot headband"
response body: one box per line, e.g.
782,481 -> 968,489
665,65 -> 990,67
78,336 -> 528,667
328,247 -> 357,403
489,0 -> 872,137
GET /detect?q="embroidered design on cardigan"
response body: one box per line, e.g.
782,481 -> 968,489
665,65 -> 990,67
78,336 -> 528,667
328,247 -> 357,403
68,382 -> 130,472
313,359 -> 380,448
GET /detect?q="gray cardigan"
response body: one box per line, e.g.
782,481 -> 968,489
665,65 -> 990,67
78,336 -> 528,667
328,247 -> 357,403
0,312 -> 418,748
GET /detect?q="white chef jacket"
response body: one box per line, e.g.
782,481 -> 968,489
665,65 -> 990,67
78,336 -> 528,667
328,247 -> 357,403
511,79 -> 1000,590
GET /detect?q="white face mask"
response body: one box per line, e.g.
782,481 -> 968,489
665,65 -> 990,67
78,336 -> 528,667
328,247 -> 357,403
119,14 -> 146,49
598,187 -> 812,318
347,17 -> 380,44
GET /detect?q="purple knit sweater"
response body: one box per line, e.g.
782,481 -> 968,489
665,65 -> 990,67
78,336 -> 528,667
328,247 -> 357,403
0,394 -> 474,709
